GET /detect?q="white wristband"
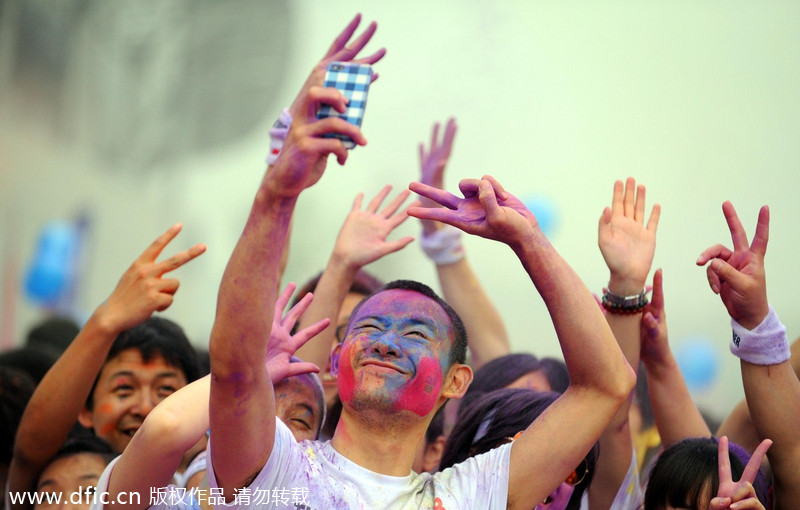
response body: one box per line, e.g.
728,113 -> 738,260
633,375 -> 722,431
730,306 -> 790,365
266,108 -> 293,165
420,224 -> 465,265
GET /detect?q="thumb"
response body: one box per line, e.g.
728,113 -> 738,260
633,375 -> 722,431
709,259 -> 746,288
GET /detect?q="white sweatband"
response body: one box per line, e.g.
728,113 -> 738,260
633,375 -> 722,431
730,306 -> 790,365
420,224 -> 465,265
266,108 -> 293,165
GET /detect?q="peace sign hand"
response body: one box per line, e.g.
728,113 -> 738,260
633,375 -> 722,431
95,223 -> 206,335
710,436 -> 771,510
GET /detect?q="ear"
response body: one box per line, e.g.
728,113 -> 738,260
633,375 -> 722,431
330,344 -> 342,379
422,434 -> 447,473
441,363 -> 472,399
77,406 -> 94,430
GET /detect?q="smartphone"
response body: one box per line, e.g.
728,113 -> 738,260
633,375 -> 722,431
316,61 -> 373,149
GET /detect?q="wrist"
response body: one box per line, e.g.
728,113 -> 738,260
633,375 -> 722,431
327,250 -> 361,279
85,308 -> 124,342
731,306 -> 790,365
607,274 -> 647,296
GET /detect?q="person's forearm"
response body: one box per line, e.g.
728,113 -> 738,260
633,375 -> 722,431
295,253 -> 358,368
589,312 -> 640,510
435,258 -> 509,369
9,312 -> 120,506
741,360 -> 800,510
644,353 -> 710,447
209,188 -> 294,495
514,238 -> 635,399
105,376 -> 211,510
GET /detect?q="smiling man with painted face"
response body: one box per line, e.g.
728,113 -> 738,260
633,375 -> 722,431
207,14 -> 635,510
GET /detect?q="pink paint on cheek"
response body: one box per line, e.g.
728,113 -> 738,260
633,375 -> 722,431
396,357 -> 442,416
337,343 -> 356,404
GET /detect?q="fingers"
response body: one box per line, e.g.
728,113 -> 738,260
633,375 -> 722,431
480,175 -> 509,201
718,436 -> 733,486
709,497 -> 732,510
282,361 -> 321,379
707,258 -> 748,294
478,179 -> 502,220
366,185 -> 393,213
351,192 -> 364,211
388,201 -> 419,229
284,291 -> 315,331
647,203 -> 662,234
623,177 -> 635,218
159,278 -> 180,296
325,14 -> 363,58
141,223 -> 183,262
696,244 -> 734,266
303,116 -> 367,147
154,243 -> 207,276
650,268 -> 664,314
305,86 -> 350,117
354,47 -> 386,66
379,189 -> 411,217
741,439 -> 771,484
750,205 -> 769,257
407,205 -> 460,226
429,122 -> 440,153
442,117 -> 457,158
707,262 -> 723,294
381,236 -> 415,256
274,282 -> 298,318
633,182 -> 646,222
722,201 -> 750,252
292,318 -> 332,352
409,181 -> 462,210
611,180 -> 624,217
338,20 -> 378,61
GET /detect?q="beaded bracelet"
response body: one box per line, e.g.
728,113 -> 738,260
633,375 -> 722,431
601,288 -> 648,314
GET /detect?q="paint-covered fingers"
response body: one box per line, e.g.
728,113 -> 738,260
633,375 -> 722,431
291,318 -> 331,353
409,181 -> 463,210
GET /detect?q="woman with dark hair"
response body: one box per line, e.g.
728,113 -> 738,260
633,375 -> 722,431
441,388 -> 597,510
644,436 -> 770,510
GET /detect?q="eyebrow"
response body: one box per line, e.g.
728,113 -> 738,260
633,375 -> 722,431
357,315 -> 437,330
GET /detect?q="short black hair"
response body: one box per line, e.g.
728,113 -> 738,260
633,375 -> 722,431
644,437 -> 769,509
0,367 -> 36,465
460,353 -> 542,414
346,279 -> 468,367
50,434 -> 116,466
86,316 -> 201,409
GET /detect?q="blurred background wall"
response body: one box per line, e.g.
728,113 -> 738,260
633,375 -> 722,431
2,0 -> 799,420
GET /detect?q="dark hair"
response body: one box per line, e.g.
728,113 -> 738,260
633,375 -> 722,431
347,280 -> 468,367
0,367 -> 36,464
539,357 -> 570,393
25,315 -> 80,357
291,269 -> 385,308
47,434 -> 116,468
87,317 -> 201,409
460,353 -> 542,414
644,437 -> 769,510
0,347 -> 58,384
426,405 -> 446,444
441,388 -> 597,510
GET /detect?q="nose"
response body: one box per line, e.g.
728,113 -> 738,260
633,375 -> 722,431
131,391 -> 157,417
372,331 -> 401,357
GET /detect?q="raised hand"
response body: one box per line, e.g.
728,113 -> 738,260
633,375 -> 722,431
696,202 -> 769,329
709,436 -> 770,510
418,119 -> 458,234
408,176 -> 537,250
289,13 -> 385,118
598,178 -> 660,295
640,269 -> 669,368
269,86 -> 366,197
332,185 -> 417,269
266,282 -> 328,384
96,223 -> 205,334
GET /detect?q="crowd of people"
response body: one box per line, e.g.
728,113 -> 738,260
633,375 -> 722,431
2,13 -> 798,510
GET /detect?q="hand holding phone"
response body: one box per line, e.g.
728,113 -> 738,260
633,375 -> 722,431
316,62 -> 373,149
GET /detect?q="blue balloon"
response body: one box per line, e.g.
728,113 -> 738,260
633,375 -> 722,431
24,221 -> 80,306
674,338 -> 720,392
522,196 -> 558,237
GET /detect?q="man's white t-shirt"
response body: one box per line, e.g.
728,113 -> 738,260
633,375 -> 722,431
208,418 -> 512,510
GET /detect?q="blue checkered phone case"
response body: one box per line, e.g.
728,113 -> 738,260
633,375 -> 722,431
316,62 -> 373,149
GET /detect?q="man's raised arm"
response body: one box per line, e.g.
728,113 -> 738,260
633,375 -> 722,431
208,14 -> 380,499
409,176 -> 635,509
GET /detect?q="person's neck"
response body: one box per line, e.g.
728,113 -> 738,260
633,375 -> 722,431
330,407 -> 427,477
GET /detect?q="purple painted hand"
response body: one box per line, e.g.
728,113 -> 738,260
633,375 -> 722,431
408,175 -> 540,250
266,282 -> 328,384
